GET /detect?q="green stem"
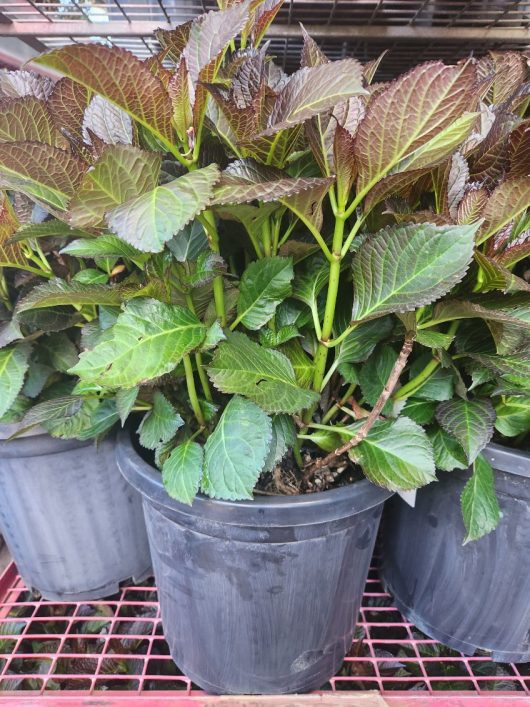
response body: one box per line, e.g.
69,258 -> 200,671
341,216 -> 365,257
261,218 -> 272,257
309,215 -> 346,396
183,354 -> 206,427
195,352 -> 213,403
201,210 -> 226,326
321,382 -> 356,424
393,321 -> 460,401
0,262 -> 53,279
326,321 -> 358,348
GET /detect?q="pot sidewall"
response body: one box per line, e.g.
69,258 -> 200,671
0,432 -> 152,600
381,443 -> 530,662
117,429 -> 392,694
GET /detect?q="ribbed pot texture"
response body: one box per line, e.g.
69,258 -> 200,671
0,426 -> 151,601
117,429 -> 393,695
381,443 -> 530,663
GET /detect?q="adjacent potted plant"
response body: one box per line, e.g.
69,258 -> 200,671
379,51 -> 530,663
5,3 -> 527,692
0,72 -> 152,600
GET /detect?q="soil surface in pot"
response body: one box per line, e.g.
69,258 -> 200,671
132,432 -> 364,497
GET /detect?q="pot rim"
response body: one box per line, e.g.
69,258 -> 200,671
482,442 -> 530,479
117,428 -> 393,526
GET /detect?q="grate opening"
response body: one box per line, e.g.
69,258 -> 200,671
0,561 -> 527,698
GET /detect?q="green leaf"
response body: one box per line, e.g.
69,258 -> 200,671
16,278 -> 127,311
428,426 -> 468,472
359,344 -> 398,415
21,395 -> 83,429
349,416 -> 436,491
259,325 -> 300,348
351,222 -> 477,322
202,396 -> 272,500
355,62 -> 478,191
72,269 -> 108,285
167,220 -> 208,262
262,414 -> 297,474
162,440 -> 204,505
116,386 -> 139,426
408,353 -> 455,401
280,339 -> 314,388
74,399 -> 120,440
235,256 -> 293,330
415,329 -> 455,349
431,294 -> 530,330
70,299 -> 206,388
69,146 -> 161,228
8,219 -> 90,244
461,454 -> 502,544
61,235 -> 148,266
260,60 -> 366,136
22,362 -> 52,398
207,331 -> 319,413
474,251 -> 530,294
436,398 -> 495,464
107,165 -> 220,253
401,398 -> 436,425
494,396 -> 530,437
33,45 -> 175,150
0,142 -> 85,211
37,332 -> 78,372
137,392 -> 183,450
0,343 -> 31,417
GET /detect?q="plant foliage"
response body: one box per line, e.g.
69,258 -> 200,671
0,6 -> 528,543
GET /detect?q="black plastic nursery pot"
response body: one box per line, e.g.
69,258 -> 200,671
0,424 -> 152,601
117,429 -> 393,695
381,442 -> 530,663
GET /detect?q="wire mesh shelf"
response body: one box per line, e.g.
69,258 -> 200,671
1,0 -> 529,77
0,560 -> 528,702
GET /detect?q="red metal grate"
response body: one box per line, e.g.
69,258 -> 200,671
0,561 -> 528,702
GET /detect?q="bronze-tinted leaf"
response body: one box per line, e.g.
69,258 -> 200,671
281,178 -> 334,232
0,97 -> 65,147
475,250 -> 530,294
469,112 -> 520,183
364,167 -> 431,213
156,22 -> 193,63
333,125 -> 357,206
496,229 -> 530,268
33,45 -> 174,149
0,69 -> 54,100
250,0 -> 284,45
48,78 -> 91,144
69,145 -> 161,227
488,52 -> 527,105
168,59 -> 194,144
0,142 -> 86,211
300,25 -> 329,68
363,51 -> 388,85
479,177 -> 530,244
456,185 -> 489,225
182,1 -> 251,84
355,61 -> 478,193
0,191 -> 25,268
508,120 -> 530,179
82,95 -> 133,146
260,59 -> 366,136
212,158 -> 332,205
447,152 -> 469,219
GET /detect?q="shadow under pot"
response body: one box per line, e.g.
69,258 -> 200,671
380,443 -> 530,663
0,424 -> 152,601
117,429 -> 393,695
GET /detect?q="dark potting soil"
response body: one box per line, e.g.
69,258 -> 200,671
131,430 -> 363,498
255,448 -> 364,496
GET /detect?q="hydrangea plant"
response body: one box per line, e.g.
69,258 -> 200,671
0,2 -> 528,541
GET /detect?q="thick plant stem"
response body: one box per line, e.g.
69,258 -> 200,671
307,333 -> 415,476
311,215 -> 346,394
393,321 -> 460,401
183,354 -> 206,428
195,352 -> 213,402
201,210 -> 226,326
